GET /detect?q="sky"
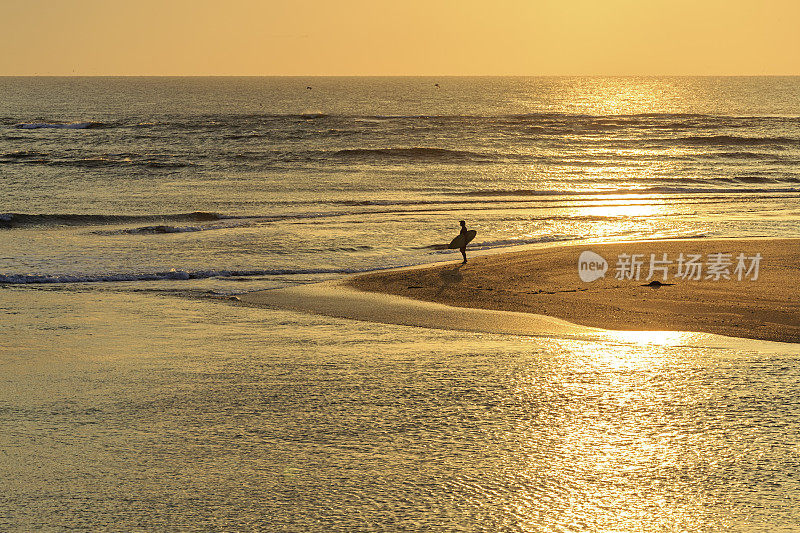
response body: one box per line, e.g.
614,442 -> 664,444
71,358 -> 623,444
2,0 -> 799,76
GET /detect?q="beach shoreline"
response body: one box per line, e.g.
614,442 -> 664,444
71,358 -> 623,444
241,237 -> 800,344
349,237 -> 800,344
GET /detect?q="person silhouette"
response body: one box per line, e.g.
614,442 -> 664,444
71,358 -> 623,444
458,220 -> 469,263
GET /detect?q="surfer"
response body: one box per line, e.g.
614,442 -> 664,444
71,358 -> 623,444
446,221 -> 475,262
459,220 -> 469,263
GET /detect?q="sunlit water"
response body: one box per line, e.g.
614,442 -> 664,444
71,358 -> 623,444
2,77 -> 800,531
2,77 -> 799,290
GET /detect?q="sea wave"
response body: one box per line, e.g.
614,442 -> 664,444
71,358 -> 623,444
0,151 -> 194,168
0,212 -> 226,228
696,151 -> 800,162
461,186 -> 800,197
423,234 -> 578,252
115,225 -> 207,235
333,147 -> 504,162
0,150 -> 48,159
14,122 -> 105,129
470,234 -> 578,250
0,267 -> 377,285
50,157 -> 193,169
677,135 -> 800,147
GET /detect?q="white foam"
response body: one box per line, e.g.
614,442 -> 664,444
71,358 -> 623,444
430,234 -> 576,254
0,266 -> 385,285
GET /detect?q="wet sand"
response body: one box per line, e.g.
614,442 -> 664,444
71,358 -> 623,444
346,238 -> 800,344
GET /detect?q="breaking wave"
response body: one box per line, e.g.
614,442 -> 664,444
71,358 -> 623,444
422,234 -> 578,251
0,266 -> 379,285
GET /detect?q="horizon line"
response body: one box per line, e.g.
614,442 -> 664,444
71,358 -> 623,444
2,74 -> 799,78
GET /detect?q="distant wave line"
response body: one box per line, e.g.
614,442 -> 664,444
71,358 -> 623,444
7,112 -> 800,131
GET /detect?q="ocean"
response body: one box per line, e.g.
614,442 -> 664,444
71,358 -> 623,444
2,77 -> 800,531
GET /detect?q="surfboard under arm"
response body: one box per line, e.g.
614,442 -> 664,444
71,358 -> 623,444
448,229 -> 477,249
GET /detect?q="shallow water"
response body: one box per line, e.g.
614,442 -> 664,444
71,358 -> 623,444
2,289 -> 799,531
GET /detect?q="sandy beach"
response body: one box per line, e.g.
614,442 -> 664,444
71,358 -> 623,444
343,238 -> 800,344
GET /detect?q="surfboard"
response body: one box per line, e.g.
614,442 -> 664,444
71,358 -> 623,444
448,230 -> 477,249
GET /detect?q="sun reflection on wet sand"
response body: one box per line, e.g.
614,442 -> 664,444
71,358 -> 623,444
504,337 -> 743,531
602,329 -> 711,347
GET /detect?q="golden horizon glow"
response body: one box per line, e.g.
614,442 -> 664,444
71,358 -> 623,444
2,0 -> 799,76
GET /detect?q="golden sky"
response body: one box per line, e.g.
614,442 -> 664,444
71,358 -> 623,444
2,0 -> 799,76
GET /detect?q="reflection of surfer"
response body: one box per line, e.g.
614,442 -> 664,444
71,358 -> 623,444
459,220 -> 469,263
